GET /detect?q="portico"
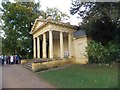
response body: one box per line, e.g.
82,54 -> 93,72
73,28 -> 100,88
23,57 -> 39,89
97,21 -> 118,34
30,16 -> 77,59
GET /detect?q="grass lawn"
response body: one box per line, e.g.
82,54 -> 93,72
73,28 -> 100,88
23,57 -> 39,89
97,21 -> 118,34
38,64 -> 118,88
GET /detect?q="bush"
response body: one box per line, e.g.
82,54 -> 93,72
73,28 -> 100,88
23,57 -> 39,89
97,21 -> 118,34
86,40 -> 107,64
106,42 -> 120,64
86,40 -> 120,64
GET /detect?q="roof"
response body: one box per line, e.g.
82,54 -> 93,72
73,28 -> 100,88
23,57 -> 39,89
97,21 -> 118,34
30,18 -> 78,34
73,30 -> 86,38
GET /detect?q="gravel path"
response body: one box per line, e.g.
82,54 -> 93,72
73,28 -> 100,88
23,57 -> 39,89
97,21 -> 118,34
2,65 -> 54,88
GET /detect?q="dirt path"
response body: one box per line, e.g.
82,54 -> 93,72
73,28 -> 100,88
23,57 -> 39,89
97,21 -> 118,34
2,65 -> 54,88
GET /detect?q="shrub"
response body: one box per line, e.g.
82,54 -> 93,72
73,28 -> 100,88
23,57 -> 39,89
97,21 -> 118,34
86,40 -> 107,64
106,42 -> 120,64
86,40 -> 120,64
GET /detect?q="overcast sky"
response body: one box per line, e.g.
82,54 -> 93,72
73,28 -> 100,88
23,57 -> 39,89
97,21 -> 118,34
40,0 -> 81,25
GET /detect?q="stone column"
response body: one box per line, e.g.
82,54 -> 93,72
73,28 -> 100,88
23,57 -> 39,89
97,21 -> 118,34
68,33 -> 72,58
37,36 -> 40,58
49,30 -> 53,58
33,38 -> 36,58
60,31 -> 64,58
43,33 -> 46,58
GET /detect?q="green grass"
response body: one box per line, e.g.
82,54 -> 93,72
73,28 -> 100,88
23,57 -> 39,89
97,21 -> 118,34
38,64 -> 118,88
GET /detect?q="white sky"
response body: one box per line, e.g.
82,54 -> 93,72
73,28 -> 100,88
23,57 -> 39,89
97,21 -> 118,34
40,0 -> 81,25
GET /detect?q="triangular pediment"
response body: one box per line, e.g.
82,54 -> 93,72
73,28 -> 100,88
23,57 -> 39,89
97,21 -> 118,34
30,18 -> 78,34
30,19 -> 46,34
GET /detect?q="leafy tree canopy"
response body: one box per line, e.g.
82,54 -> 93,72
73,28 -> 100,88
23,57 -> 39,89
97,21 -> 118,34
1,1 -> 40,58
41,7 -> 70,22
71,1 -> 120,45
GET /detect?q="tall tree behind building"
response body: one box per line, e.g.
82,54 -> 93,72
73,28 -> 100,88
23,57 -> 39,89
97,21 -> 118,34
41,7 -> 70,22
70,1 -> 120,45
1,1 -> 40,58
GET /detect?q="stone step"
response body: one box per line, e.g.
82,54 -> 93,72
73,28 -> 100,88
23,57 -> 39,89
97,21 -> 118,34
23,60 -> 33,70
25,66 -> 32,70
27,63 -> 32,66
24,64 -> 32,70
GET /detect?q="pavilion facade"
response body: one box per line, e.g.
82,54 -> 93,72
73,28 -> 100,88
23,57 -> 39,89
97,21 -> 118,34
30,16 -> 88,64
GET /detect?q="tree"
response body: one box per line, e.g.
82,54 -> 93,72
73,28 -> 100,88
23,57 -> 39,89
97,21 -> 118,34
71,1 -> 120,45
1,1 -> 40,58
41,7 -> 70,22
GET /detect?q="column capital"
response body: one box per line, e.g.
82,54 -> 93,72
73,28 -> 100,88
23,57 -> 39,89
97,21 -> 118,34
49,30 -> 53,32
43,32 -> 45,35
37,36 -> 39,39
68,32 -> 72,34
33,37 -> 37,39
